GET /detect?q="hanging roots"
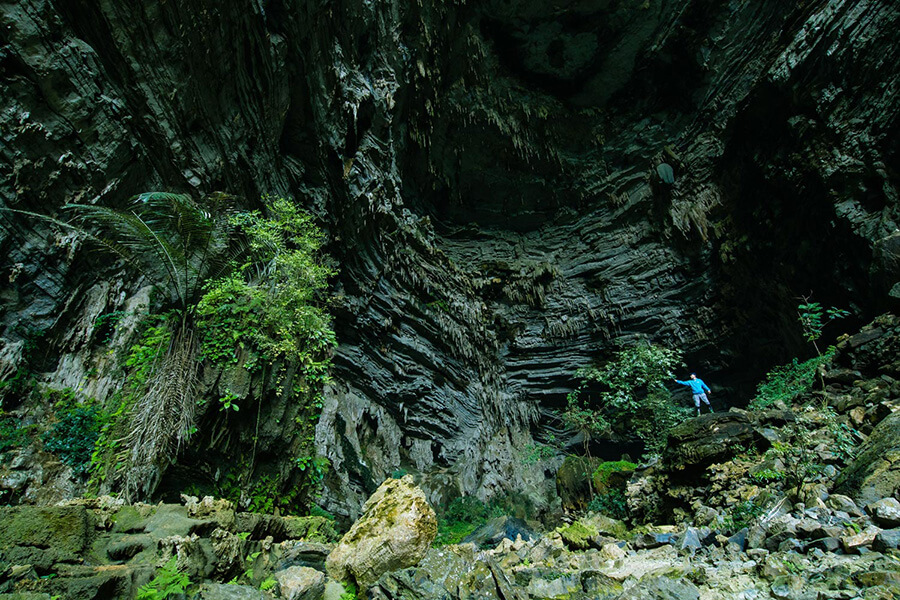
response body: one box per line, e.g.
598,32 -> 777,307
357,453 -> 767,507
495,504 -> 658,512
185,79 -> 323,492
122,327 -> 200,500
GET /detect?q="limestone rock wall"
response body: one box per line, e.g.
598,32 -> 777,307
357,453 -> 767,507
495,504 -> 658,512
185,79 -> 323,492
1,0 -> 898,516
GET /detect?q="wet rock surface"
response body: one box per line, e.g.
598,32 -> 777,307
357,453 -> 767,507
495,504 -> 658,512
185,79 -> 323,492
0,0 -> 898,518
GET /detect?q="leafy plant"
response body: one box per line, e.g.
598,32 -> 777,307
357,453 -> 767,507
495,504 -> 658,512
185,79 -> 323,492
566,343 -> 686,457
724,500 -> 765,532
434,496 -> 506,546
136,557 -> 192,600
260,577 -> 277,591
42,393 -> 102,476
749,349 -> 834,410
587,489 -> 628,520
340,581 -> 358,600
797,297 -> 849,356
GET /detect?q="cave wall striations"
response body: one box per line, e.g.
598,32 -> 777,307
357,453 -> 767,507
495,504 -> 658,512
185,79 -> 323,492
1,0 -> 899,517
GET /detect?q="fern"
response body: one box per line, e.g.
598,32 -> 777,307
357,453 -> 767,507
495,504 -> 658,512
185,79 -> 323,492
136,557 -> 192,600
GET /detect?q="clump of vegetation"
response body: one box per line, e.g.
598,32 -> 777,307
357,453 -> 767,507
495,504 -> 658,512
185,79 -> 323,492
749,351 -> 833,410
24,193 -> 335,507
565,343 -> 687,457
0,413 -> 29,459
42,391 -> 103,476
724,500 -> 765,532
136,557 -> 193,599
434,496 -> 505,546
586,460 -> 636,520
587,489 -> 628,520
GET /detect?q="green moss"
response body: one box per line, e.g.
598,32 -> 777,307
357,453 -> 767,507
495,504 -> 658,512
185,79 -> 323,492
557,521 -> 598,551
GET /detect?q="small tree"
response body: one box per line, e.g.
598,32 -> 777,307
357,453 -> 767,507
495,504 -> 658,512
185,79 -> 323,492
797,296 -> 849,356
565,343 -> 687,458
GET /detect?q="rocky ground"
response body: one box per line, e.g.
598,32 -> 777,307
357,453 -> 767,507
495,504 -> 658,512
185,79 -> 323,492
2,315 -> 900,599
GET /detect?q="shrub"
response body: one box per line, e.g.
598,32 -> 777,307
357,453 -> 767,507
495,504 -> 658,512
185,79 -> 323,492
42,393 -> 102,476
434,496 -> 505,546
566,343 -> 686,457
587,489 -> 628,520
749,349 -> 834,410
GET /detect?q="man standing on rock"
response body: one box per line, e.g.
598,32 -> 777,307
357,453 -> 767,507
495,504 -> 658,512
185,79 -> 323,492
674,373 -> 713,416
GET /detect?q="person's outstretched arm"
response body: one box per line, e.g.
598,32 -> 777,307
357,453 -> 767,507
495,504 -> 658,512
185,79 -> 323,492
674,379 -> 688,386
702,380 -> 711,393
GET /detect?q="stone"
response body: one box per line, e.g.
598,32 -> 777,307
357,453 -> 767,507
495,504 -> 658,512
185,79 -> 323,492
558,520 -> 599,551
873,528 -> 900,552
664,413 -> 762,473
197,583 -> 268,599
0,506 -> 91,569
613,576 -> 700,600
275,566 -> 326,600
673,527 -> 703,552
326,476 -> 437,592
462,516 -> 537,549
826,495 -> 864,518
632,532 -> 674,549
834,410 -> 900,506
582,512 -> 628,539
323,580 -> 347,600
106,534 -> 153,561
866,498 -> 900,528
277,542 -> 333,572
556,456 -> 601,511
727,528 -> 749,551
600,542 -> 627,561
841,528 -> 880,553
806,537 -> 841,553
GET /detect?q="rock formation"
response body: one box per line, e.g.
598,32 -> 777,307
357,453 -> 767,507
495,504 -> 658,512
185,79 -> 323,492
0,0 -> 898,517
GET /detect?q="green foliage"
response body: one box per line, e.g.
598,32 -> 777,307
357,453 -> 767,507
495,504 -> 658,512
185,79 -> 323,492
260,577 -> 277,591
42,391 -> 102,476
340,581 -> 358,600
522,439 -> 557,466
0,413 -> 29,459
587,489 -> 628,520
67,192 -> 241,319
136,557 -> 192,600
566,343 -> 686,457
196,197 -> 335,376
798,300 -> 849,347
749,349 -> 834,410
724,500 -> 765,532
750,468 -> 785,483
434,496 -> 506,546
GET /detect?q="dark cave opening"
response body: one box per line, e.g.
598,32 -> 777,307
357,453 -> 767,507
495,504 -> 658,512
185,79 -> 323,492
710,84 -> 875,394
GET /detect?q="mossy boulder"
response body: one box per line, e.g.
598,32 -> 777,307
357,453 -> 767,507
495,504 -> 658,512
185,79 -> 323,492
557,520 -> 599,551
326,475 -> 437,592
0,506 -> 92,569
835,409 -> 900,506
556,456 -> 601,511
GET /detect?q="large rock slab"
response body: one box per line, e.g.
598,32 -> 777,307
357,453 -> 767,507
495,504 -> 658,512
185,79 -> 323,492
834,409 -> 900,506
0,506 -> 92,569
275,566 -> 326,600
326,476 -> 437,592
663,412 -> 763,473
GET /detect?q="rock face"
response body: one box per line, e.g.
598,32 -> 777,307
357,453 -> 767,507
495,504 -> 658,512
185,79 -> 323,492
326,476 -> 437,591
0,0 -> 899,516
835,409 -> 900,506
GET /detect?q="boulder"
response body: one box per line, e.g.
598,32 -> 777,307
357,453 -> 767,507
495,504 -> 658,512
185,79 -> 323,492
196,583 -> 268,599
613,576 -> 699,600
841,527 -> 880,554
556,456 -> 600,511
0,506 -> 91,569
834,403 -> 900,506
462,516 -> 537,549
275,566 -> 326,600
825,495 -> 864,518
663,413 -> 764,474
873,529 -> 900,552
866,498 -> 900,528
326,475 -> 437,592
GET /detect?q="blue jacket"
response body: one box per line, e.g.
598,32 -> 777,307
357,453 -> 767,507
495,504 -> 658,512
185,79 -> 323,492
675,378 -> 710,395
